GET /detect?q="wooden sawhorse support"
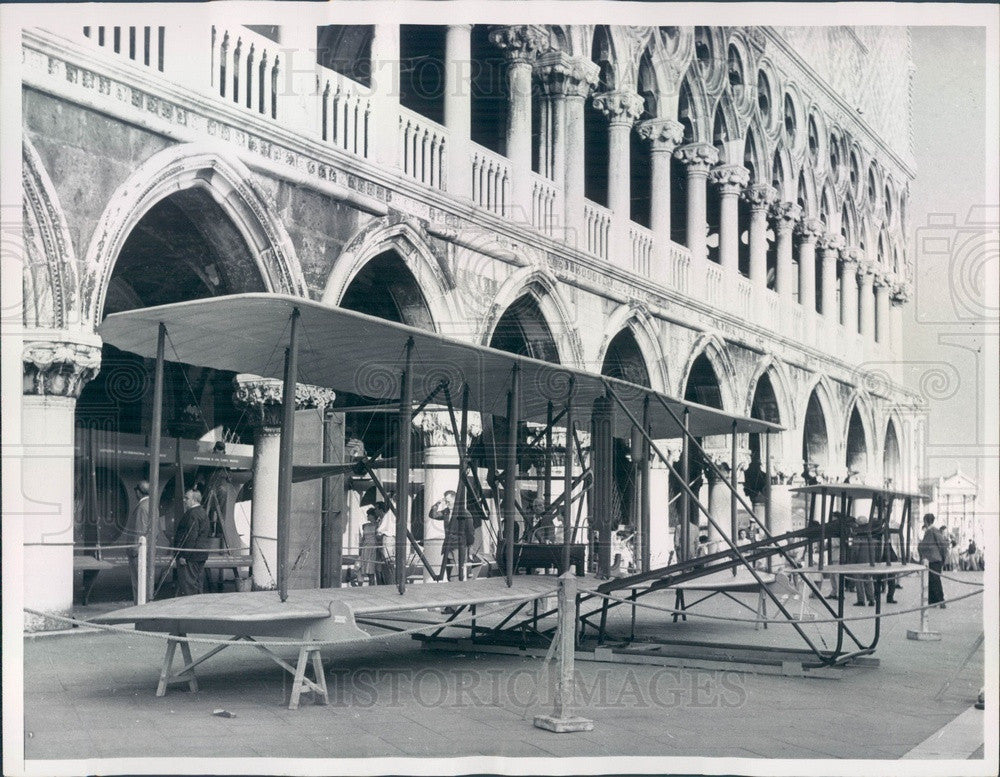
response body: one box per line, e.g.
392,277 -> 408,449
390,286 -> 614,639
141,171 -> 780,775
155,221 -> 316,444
155,631 -> 329,710
672,585 -> 769,630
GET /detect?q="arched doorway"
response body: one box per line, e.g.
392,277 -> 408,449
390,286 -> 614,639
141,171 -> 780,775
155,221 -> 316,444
883,420 -> 901,489
680,352 -> 726,552
846,405 -> 869,481
802,389 -> 830,479
601,329 -> 651,535
338,249 -> 436,554
488,294 -> 560,362
76,188 -> 270,549
340,250 -> 435,329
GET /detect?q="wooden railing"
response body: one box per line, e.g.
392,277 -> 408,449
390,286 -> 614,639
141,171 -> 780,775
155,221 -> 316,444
530,172 -> 557,236
399,107 -> 447,190
470,144 -> 509,215
583,200 -> 612,260
210,25 -> 282,120
629,223 -> 655,277
82,25 -> 165,72
318,66 -> 371,158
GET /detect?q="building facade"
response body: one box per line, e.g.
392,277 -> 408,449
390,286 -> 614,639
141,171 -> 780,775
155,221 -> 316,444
18,21 -> 927,627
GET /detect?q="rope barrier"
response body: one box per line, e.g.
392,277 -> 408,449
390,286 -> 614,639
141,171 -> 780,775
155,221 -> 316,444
25,543 -> 140,550
588,587 -> 984,627
22,592 -> 547,649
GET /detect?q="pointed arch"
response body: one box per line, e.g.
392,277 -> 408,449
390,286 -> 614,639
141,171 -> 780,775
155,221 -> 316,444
82,142 -> 305,328
796,164 -> 818,219
743,122 -> 769,184
596,304 -> 669,392
843,390 -> 876,480
22,137 -> 79,330
801,375 -> 839,473
744,357 -> 794,424
678,333 -> 737,412
481,267 -> 583,368
323,217 -> 460,331
678,69 -> 710,144
820,182 -> 839,233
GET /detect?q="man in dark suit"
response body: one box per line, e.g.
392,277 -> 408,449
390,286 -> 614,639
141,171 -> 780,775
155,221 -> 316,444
174,485 -> 211,596
918,512 -> 949,607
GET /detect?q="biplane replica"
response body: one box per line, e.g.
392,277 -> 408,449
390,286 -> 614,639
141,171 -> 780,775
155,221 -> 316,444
92,293 -> 918,708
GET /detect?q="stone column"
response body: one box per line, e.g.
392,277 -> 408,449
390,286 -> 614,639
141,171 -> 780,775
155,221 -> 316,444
743,184 -> 777,288
710,165 -> 750,275
413,409 -> 482,581
648,452 -> 674,568
593,89 -> 645,259
444,24 -> 473,198
771,201 -> 801,297
858,262 -> 876,339
874,273 -> 891,344
818,234 -> 845,320
704,462 -> 729,555
637,119 -> 685,275
489,25 -> 548,223
674,143 -> 719,268
370,24 -> 400,168
234,376 -> 336,590
535,52 -> 599,246
840,247 -> 862,331
796,218 -> 823,312
22,337 -> 102,630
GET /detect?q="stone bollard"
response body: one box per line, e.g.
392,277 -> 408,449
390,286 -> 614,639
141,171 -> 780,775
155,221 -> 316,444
137,536 -> 148,605
533,572 -> 594,733
906,562 -> 941,641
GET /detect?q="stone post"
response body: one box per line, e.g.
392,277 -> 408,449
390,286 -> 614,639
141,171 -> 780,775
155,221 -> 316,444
674,143 -> 719,270
444,24 -> 473,199
638,119 -> 685,277
795,218 -> 823,312
840,247 -> 862,332
771,201 -> 801,297
743,184 -> 777,288
818,233 -> 845,320
593,89 -> 645,263
22,336 -> 102,630
234,375 -> 335,590
535,51 -> 599,247
710,165 -> 750,275
489,25 -> 548,224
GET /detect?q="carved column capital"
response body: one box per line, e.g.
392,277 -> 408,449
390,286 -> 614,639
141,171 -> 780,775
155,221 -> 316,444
592,90 -> 645,126
412,409 -> 482,448
795,218 -> 825,243
857,260 -> 877,280
22,335 -> 102,398
673,142 -> 719,173
535,51 -> 600,98
770,201 -> 802,232
489,25 -> 549,65
710,164 -> 750,195
741,183 -> 777,212
637,118 -> 685,153
891,280 -> 913,304
233,374 -> 336,429
817,233 -> 846,254
840,245 -> 863,266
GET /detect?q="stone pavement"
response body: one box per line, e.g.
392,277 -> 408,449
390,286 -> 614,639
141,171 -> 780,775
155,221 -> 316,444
20,571 -> 988,764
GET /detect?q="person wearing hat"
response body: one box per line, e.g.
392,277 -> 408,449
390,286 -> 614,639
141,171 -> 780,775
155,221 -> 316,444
173,485 -> 212,596
918,512 -> 949,607
123,480 -> 152,603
